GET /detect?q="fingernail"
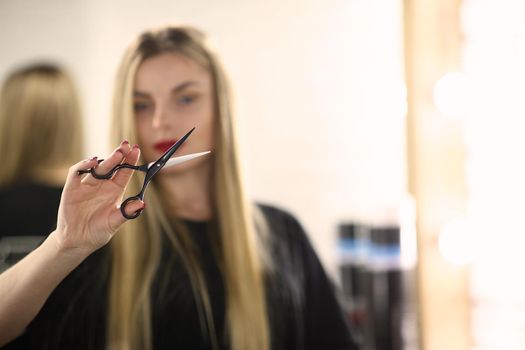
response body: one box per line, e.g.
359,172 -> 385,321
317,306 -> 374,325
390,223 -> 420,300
122,140 -> 129,145
90,156 -> 98,161
133,144 -> 139,149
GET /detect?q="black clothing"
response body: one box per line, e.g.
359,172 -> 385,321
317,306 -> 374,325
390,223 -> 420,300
3,204 -> 356,349
0,183 -> 62,237
0,183 -> 62,270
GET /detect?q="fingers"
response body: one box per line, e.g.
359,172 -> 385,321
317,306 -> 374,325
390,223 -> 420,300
108,200 -> 146,232
64,157 -> 100,192
112,144 -> 140,189
81,141 -> 131,186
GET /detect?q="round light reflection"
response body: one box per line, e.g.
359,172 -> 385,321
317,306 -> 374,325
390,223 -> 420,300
438,219 -> 477,265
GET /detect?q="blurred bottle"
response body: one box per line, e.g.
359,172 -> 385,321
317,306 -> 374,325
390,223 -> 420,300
339,223 -> 419,350
338,222 -> 370,348
367,226 -> 403,350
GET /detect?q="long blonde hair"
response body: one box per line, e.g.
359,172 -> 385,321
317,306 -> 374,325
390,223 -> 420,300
0,64 -> 84,187
108,26 -> 271,350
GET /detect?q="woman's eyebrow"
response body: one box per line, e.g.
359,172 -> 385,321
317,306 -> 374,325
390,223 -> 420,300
133,91 -> 150,98
172,81 -> 199,93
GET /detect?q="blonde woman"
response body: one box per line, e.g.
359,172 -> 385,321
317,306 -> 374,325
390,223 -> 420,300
0,64 -> 84,266
1,27 -> 355,350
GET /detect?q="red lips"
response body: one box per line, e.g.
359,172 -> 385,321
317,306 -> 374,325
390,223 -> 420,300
154,140 -> 179,153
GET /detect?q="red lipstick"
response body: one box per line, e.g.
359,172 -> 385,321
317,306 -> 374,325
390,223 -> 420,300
154,140 -> 179,153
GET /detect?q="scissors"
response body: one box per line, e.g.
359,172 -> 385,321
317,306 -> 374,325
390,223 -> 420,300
77,127 -> 210,219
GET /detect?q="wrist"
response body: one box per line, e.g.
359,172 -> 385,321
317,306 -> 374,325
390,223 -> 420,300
46,230 -> 92,263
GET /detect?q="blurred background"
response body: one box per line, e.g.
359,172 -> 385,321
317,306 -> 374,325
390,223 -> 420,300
1,0 -> 524,349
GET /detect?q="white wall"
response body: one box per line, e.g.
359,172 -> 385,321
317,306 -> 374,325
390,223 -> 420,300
0,0 -> 405,278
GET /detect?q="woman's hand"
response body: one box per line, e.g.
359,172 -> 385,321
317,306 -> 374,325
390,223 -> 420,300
53,141 -> 145,257
0,141 -> 145,346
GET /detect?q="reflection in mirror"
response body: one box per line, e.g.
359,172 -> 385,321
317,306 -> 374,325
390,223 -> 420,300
0,1 -> 410,349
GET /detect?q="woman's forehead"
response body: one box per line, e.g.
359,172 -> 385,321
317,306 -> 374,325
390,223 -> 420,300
135,52 -> 209,86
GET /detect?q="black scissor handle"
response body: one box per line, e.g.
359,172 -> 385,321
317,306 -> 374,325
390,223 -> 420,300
120,195 -> 144,220
77,161 -> 142,180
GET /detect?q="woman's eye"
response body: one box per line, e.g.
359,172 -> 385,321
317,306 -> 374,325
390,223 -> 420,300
177,95 -> 197,106
133,102 -> 151,112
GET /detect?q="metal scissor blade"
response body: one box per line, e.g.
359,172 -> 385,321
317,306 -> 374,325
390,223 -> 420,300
148,151 -> 211,169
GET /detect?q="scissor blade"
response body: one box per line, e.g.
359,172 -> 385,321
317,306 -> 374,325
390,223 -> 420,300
148,151 -> 211,169
159,127 -> 195,163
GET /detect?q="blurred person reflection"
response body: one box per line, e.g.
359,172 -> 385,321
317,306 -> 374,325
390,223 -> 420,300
0,27 -> 356,350
0,63 -> 84,270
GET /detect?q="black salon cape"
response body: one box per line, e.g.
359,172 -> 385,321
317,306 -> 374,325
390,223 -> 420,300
2,204 -> 356,350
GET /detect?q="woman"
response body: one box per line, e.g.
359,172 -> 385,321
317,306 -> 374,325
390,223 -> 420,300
108,27 -> 350,349
1,27 -> 355,349
0,63 -> 85,270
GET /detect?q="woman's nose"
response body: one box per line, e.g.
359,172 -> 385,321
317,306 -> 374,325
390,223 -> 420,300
151,107 -> 171,129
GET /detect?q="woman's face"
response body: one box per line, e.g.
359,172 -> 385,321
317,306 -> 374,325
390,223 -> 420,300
133,52 -> 214,174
